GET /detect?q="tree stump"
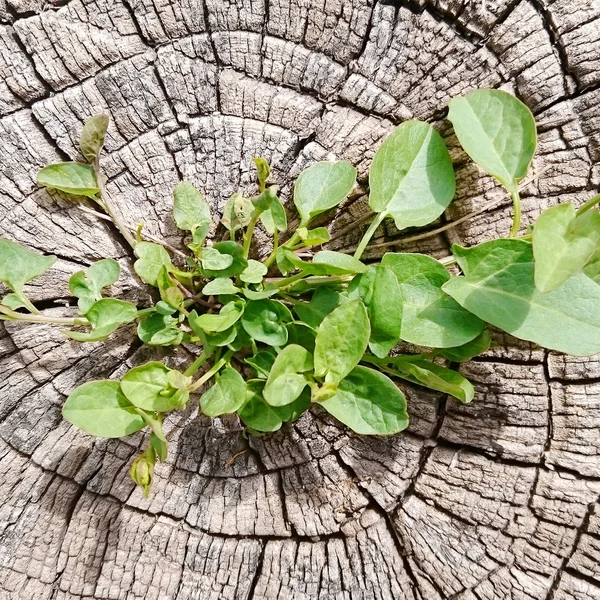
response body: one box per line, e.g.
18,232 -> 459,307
1,1 -> 600,598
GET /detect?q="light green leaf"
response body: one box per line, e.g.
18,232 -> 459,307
201,278 -> 240,295
242,284 -> 279,300
263,344 -> 314,407
138,313 -> 183,346
348,265 -> 402,358
1,293 -> 29,311
173,181 -> 211,240
584,248 -> 600,284
63,380 -> 146,438
200,367 -> 246,417
134,242 -> 172,287
382,252 -> 484,348
294,161 -> 357,225
238,381 -> 282,432
65,298 -> 137,342
36,162 -> 100,199
276,246 -> 295,275
317,366 -> 408,435
271,387 -> 311,423
314,300 -> 370,385
240,259 -> 268,284
200,242 -> 247,278
199,247 -> 234,272
447,89 -> 536,193
437,330 -> 492,362
442,239 -> 600,356
369,121 -> 455,230
80,114 -> 109,163
69,258 -> 120,314
253,157 -> 270,192
297,227 -> 330,246
261,195 -> 287,234
533,203 -> 600,293
221,192 -> 254,235
282,248 -> 366,275
241,299 -> 293,346
191,301 -> 245,333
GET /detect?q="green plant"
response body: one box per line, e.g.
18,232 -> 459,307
2,89 -> 599,496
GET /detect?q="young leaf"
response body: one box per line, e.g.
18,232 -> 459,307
65,298 -> 137,342
293,161 -> 357,225
69,258 -> 120,314
282,248 -> 366,275
447,89 -> 536,193
199,366 -> 246,417
221,192 -> 254,236
80,114 -> 109,163
240,259 -> 268,284
297,227 -> 330,246
121,362 -> 188,412
36,162 -> 100,199
173,181 -> 211,241
253,157 -> 270,192
245,349 -> 277,378
348,265 -> 402,358
261,195 -> 287,234
533,203 -> 600,293
190,301 -> 245,333
62,380 -> 146,438
134,242 -> 173,287
381,252 -> 484,348
314,300 -> 370,385
156,266 -> 184,310
199,247 -> 234,271
0,293 -> 29,311
263,344 -> 314,407
317,366 -> 408,435
276,246 -> 295,275
369,121 -> 455,230
200,242 -> 248,278
241,299 -> 293,346
138,313 -> 183,346
294,287 -> 347,329
238,381 -> 283,432
442,239 -> 600,356
201,278 -> 240,295
436,330 -> 492,362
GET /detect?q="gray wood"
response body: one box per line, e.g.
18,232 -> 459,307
1,0 -> 600,597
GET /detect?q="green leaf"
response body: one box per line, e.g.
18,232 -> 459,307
221,192 -> 254,235
201,278 -> 240,295
150,432 -> 168,461
1,293 -> 28,311
69,258 -> 120,314
134,242 -> 172,287
369,121 -> 455,230
437,330 -> 492,362
206,325 -> 238,347
156,266 -> 184,310
294,161 -> 357,225
584,248 -> 600,284
297,227 -> 330,246
200,242 -> 248,278
80,114 -> 109,163
314,300 -> 370,385
240,259 -> 268,284
199,247 -> 234,271
317,366 -> 408,435
200,367 -> 246,417
138,313 -> 183,346
173,181 -> 211,240
242,284 -> 279,300
121,362 -> 188,412
252,186 -> 278,212
36,162 -> 100,199
65,299 -> 137,342
294,287 -> 347,329
63,380 -> 146,438
382,252 -> 484,348
533,203 -> 600,293
261,195 -> 287,234
442,239 -> 600,356
245,349 -> 277,378
276,246 -> 295,275
282,248 -> 366,275
263,344 -> 314,407
392,360 -> 474,403
238,381 -> 283,432
348,265 -> 402,358
191,301 -> 245,333
286,321 -> 316,353
447,89 -> 537,193
271,387 -> 311,423
253,157 -> 270,192
241,299 -> 292,346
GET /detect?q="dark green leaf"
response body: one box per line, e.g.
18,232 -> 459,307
245,349 -> 277,378
437,330 -> 492,362
286,321 -> 316,353
80,114 -> 109,163
271,387 -> 311,423
238,381 -> 283,432
134,242 -> 172,287
36,162 -> 100,199
200,367 -> 246,417
241,299 -> 293,346
66,299 -> 137,342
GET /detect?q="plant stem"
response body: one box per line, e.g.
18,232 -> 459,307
576,194 -> 600,216
188,349 -> 234,392
264,231 -> 301,268
273,272 -> 306,288
243,215 -> 259,259
0,307 -> 89,326
184,350 -> 212,377
509,191 -> 521,237
136,307 -> 155,318
353,212 -> 386,260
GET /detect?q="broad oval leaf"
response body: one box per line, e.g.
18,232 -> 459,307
200,367 -> 246,417
263,344 -> 314,407
191,301 -> 245,333
241,299 -> 293,346
442,239 -> 600,356
63,380 -> 146,438
293,161 -> 357,225
173,181 -> 211,238
201,278 -> 240,295
37,162 -> 100,199
369,121 -> 455,230
80,114 -> 109,163
294,287 -> 347,329
134,242 -> 173,287
447,89 -> 536,193
238,381 -> 283,432
65,298 -> 137,342
317,366 -> 408,435
240,259 -> 268,284
200,241 -> 247,278
314,300 -> 370,385
382,252 -> 484,348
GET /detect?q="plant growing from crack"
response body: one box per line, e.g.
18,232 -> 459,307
2,89 -> 599,496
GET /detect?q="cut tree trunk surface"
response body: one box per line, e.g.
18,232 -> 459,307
1,1 -> 600,598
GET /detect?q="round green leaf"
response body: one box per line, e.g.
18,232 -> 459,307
65,298 -> 137,342
200,367 -> 247,417
240,259 -> 268,284
121,362 -> 187,412
200,242 -> 248,278
241,299 -> 293,346
263,344 -> 314,407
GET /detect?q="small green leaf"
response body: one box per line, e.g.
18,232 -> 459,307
205,325 -> 238,347
134,242 -> 172,287
200,367 -> 246,417
447,89 -> 537,193
276,246 -> 295,275
533,203 -> 600,293
221,192 -> 254,235
200,242 -> 248,278
138,313 -> 183,346
272,387 -> 311,423
191,301 -> 245,333
348,265 -> 402,358
261,195 -> 287,234
36,162 -> 100,199
381,253 -> 484,348
314,300 -> 370,385
251,186 -> 278,213
121,362 -> 188,412
294,161 -> 357,225
369,121 -> 455,230
245,349 -> 277,378
240,260 -> 268,284
297,227 -> 330,246
282,248 -> 366,275
294,287 -> 347,329
317,366 -> 408,435
238,381 -> 283,432
241,299 -> 293,346
253,157 -> 270,192
199,247 -> 234,272
150,432 -> 168,461
69,258 -> 120,314
201,278 -> 240,295
286,321 -> 316,353
263,344 -> 314,407
584,249 -> 600,284
1,293 -> 28,311
437,330 -> 492,362
65,299 -> 137,342
242,284 -> 279,300
80,114 -> 109,163
173,181 -> 211,241
63,380 -> 146,438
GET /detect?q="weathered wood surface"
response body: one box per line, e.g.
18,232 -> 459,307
1,0 -> 600,598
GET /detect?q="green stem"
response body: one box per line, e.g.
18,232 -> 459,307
353,212 -> 386,260
184,349 -> 212,377
509,191 -> 521,237
136,307 -> 155,319
243,215 -> 260,259
273,272 -> 306,289
188,349 -> 234,392
576,194 -> 600,216
264,231 -> 300,268
0,307 -> 89,326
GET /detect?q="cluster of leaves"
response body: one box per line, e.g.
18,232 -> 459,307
2,89 -> 600,497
